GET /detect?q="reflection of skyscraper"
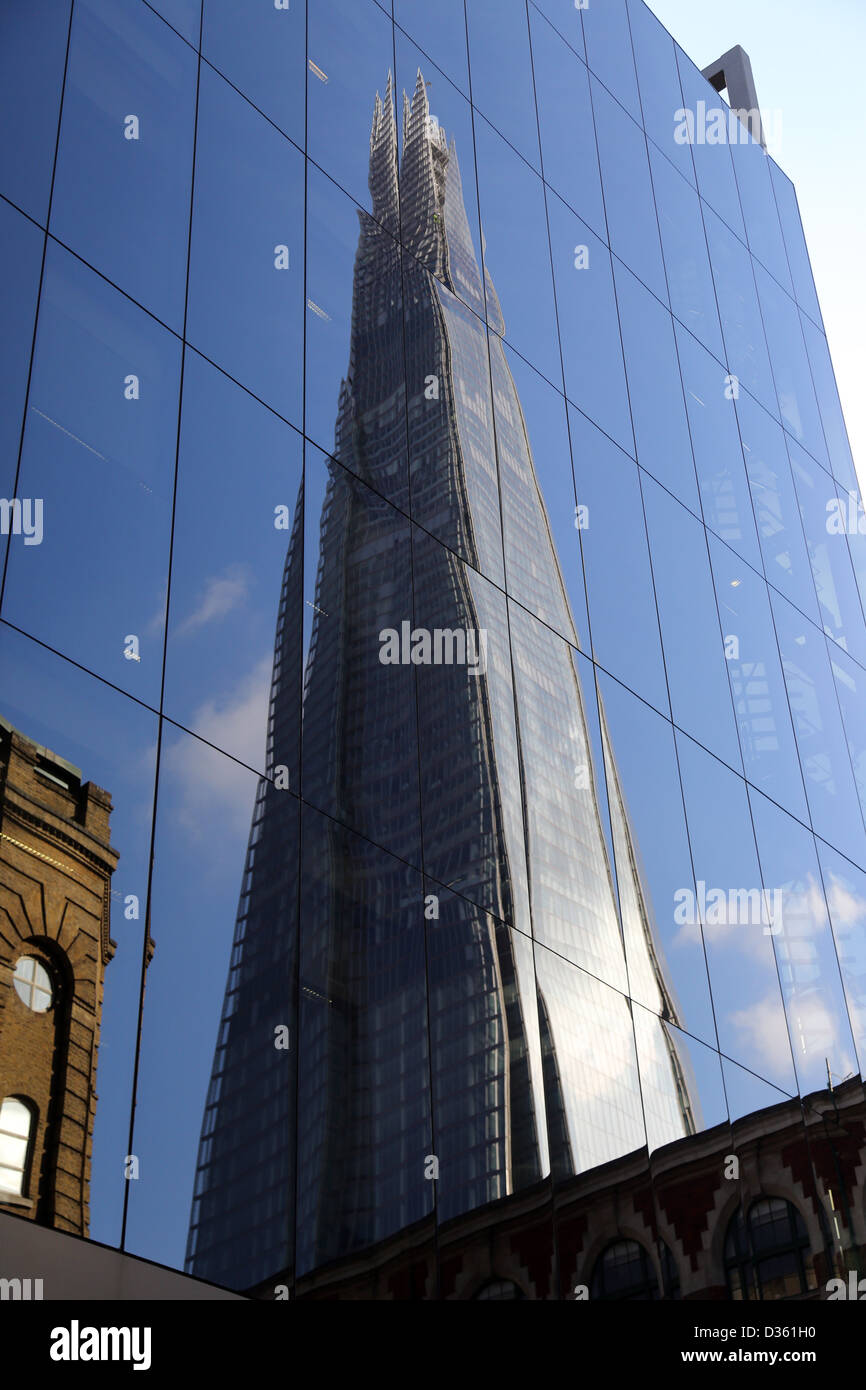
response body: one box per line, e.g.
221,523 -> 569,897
0,717 -> 117,1236
187,73 -> 692,1291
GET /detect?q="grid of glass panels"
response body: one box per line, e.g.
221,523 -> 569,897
1,0 -> 865,1299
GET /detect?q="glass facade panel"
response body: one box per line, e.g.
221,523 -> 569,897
51,0 -> 197,331
651,150 -> 723,360
729,133 -> 792,295
769,162 -> 822,329
465,0 -> 539,169
570,410 -> 668,715
202,0 -> 305,143
748,789 -> 859,1096
474,117 -> 560,387
675,730 -> 796,1096
707,534 -> 807,820
162,349 -> 304,770
615,263 -> 698,510
754,262 -> 827,469
581,0 -> 641,122
2,0 -> 861,1306
548,194 -> 632,453
788,437 -> 866,666
0,0 -> 71,224
151,0 -> 200,45
626,0 -> 692,182
187,64 -> 304,424
643,478 -> 741,770
0,200 -> 43,498
3,242 -> 181,708
592,78 -> 666,303
597,675 -> 716,1050
737,388 -> 821,624
529,7 -> 604,238
770,590 -> 866,868
674,46 -> 745,240
394,0 -> 471,96
704,205 -> 777,417
676,324 -> 760,567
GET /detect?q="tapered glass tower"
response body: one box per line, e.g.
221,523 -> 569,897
186,72 -> 693,1291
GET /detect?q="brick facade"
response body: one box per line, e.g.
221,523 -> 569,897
0,717 -> 117,1236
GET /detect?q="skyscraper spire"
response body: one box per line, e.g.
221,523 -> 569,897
368,72 -> 399,234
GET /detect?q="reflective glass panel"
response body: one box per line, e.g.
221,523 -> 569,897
3,242 -> 181,708
163,349 -> 303,776
474,116 -> 560,386
592,78 -> 667,304
0,200 -> 42,498
676,324 -> 760,568
529,6 -> 605,239
748,789 -> 859,1096
51,0 -> 197,331
737,389 -> 820,624
615,263 -> 698,511
569,408 -> 668,716
703,206 -> 776,418
202,0 -> 305,143
707,534 -> 807,821
465,0 -> 540,169
626,0 -> 693,181
395,0 -> 471,96
548,193 -> 632,454
581,0 -> 641,122
729,134 -> 791,294
187,65 -> 304,425
674,46 -> 745,240
0,0 -> 71,223
651,149 -> 724,359
643,478 -> 741,770
770,589 -> 866,868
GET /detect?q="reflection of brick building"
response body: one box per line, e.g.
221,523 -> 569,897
250,1078 -> 866,1300
0,717 -> 117,1236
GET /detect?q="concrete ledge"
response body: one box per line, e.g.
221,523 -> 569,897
0,1213 -> 245,1300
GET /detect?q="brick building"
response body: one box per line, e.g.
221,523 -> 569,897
256,1077 -> 866,1301
0,716 -> 117,1236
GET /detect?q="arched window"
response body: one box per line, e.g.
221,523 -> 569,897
0,1097 -> 36,1197
473,1279 -> 525,1300
590,1239 -> 660,1300
725,1197 -> 812,1300
12,956 -> 54,1012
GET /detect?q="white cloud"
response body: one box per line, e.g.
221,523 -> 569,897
163,653 -> 273,843
824,873 -> 866,928
729,987 -> 857,1088
174,564 -> 252,638
728,992 -> 795,1079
